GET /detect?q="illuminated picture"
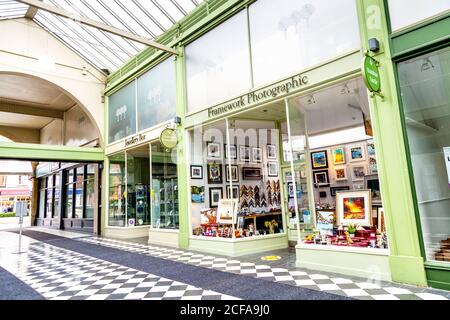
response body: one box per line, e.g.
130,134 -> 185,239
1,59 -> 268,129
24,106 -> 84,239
336,190 -> 371,226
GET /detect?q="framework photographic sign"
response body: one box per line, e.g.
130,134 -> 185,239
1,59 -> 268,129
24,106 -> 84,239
362,54 -> 381,93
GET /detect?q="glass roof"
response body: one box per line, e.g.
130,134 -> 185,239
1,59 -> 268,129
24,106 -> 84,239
0,0 -> 204,72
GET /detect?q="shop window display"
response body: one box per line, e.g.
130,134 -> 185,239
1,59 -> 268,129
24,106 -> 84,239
189,119 -> 284,239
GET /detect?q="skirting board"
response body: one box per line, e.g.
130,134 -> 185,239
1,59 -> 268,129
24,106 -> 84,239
104,226 -> 150,240
148,229 -> 179,248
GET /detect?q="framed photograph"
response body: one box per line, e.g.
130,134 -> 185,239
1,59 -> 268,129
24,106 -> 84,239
367,140 -> 376,157
331,146 -> 346,165
316,211 -> 335,236
378,207 -> 386,232
266,144 -> 277,160
313,170 -> 330,187
207,141 -> 221,158
351,165 -> 366,181
225,144 -> 237,159
209,187 -> 223,208
349,144 -> 365,162
225,165 -> 239,182
267,161 -> 278,177
242,167 -> 262,180
252,147 -> 263,163
207,162 -> 223,184
217,199 -> 238,224
311,150 -> 328,169
368,156 -> 378,174
287,182 -> 294,198
334,166 -> 347,181
226,185 -> 239,199
365,174 -> 382,204
191,186 -> 205,203
336,190 -> 372,226
330,186 -> 350,197
190,165 -> 203,179
239,145 -> 251,162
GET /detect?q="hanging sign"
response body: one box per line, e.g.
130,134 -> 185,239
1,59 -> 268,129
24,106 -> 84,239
443,147 -> 450,186
160,128 -> 178,150
362,54 -> 381,93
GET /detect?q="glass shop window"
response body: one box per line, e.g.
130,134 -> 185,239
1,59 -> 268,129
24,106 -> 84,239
108,153 -> 126,227
108,81 -> 137,143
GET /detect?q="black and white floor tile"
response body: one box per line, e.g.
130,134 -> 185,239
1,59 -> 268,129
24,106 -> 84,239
80,237 -> 449,301
0,240 -> 239,300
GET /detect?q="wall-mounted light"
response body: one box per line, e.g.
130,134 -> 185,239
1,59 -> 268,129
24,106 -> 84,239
368,38 -> 380,52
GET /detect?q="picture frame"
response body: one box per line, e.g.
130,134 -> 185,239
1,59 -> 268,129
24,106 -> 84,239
365,174 -> 382,205
267,161 -> 278,177
225,144 -> 237,159
239,145 -> 251,162
207,162 -> 223,184
349,144 -> 365,162
266,144 -> 277,160
368,156 -> 378,174
217,198 -> 238,224
191,186 -> 205,203
336,190 -> 372,226
334,166 -> 347,181
207,141 -> 221,158
226,185 -> 239,199
377,207 -> 386,232
367,140 -> 376,157
242,167 -> 262,180
225,165 -> 239,183
209,187 -> 223,208
331,146 -> 346,165
190,165 -> 203,179
311,150 -> 328,169
287,182 -> 294,198
351,165 -> 366,181
330,186 -> 350,197
316,211 -> 335,236
313,170 -> 330,187
252,147 -> 263,163
319,191 -> 327,198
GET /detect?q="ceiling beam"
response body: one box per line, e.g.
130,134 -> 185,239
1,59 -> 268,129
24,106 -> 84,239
0,102 -> 64,119
15,0 -> 179,56
24,0 -> 42,19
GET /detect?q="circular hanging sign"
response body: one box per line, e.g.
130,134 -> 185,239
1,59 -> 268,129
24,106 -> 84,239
362,55 -> 381,93
160,127 -> 178,150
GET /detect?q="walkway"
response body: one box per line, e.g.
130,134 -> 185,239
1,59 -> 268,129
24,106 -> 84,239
0,227 -> 448,300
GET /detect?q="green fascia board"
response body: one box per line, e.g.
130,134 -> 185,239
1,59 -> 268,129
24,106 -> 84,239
0,142 -> 104,162
390,14 -> 450,59
425,262 -> 450,290
105,0 -> 251,94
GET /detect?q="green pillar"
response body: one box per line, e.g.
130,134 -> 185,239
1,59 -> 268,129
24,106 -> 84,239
357,0 -> 427,286
175,47 -> 190,249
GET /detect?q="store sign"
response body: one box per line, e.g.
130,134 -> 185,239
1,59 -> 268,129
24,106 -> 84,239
160,128 -> 178,149
208,74 -> 309,118
443,147 -> 450,186
124,133 -> 146,148
362,55 -> 381,93
0,189 -> 30,196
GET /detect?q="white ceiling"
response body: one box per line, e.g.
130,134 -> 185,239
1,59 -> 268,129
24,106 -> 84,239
0,111 -> 53,128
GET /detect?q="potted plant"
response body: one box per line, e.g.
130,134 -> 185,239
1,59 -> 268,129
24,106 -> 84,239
347,223 -> 356,238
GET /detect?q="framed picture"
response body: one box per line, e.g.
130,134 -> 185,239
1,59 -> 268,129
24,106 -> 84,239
311,150 -> 328,169
225,165 -> 239,182
316,211 -> 335,236
330,186 -> 350,196
191,186 -> 205,203
334,166 -> 347,181
207,141 -> 221,158
217,199 -> 238,224
225,144 -> 237,159
353,183 -> 364,190
209,187 -> 223,208
368,156 -> 378,174
266,144 -> 277,160
237,216 -> 245,229
319,191 -> 327,198
242,167 -> 262,180
365,174 -> 382,204
252,147 -> 263,163
336,190 -> 372,226
287,182 -> 294,198
378,207 -> 386,232
267,161 -> 278,177
351,165 -> 366,181
313,170 -> 329,187
226,185 -> 239,199
349,144 -> 365,162
239,145 -> 251,162
190,165 -> 203,179
207,162 -> 223,184
367,140 -> 376,157
331,146 -> 346,165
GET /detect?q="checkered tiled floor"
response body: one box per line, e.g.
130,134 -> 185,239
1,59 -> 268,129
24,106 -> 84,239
80,237 -> 449,300
0,240 -> 239,300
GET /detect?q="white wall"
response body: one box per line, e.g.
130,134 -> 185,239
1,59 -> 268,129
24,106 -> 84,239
40,120 -> 63,146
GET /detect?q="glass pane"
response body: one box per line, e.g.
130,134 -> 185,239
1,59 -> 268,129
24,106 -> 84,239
66,183 -> 73,219
388,0 -> 450,31
249,0 -> 360,87
39,187 -> 46,218
46,188 -> 53,218
127,145 -> 151,226
108,81 -> 137,143
399,48 -> 450,263
109,153 -> 126,226
85,178 -> 95,219
185,10 -> 251,112
151,142 -> 178,229
137,58 -> 176,131
74,169 -> 84,219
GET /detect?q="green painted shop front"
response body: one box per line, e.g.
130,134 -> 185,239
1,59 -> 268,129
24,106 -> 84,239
102,0 -> 450,288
